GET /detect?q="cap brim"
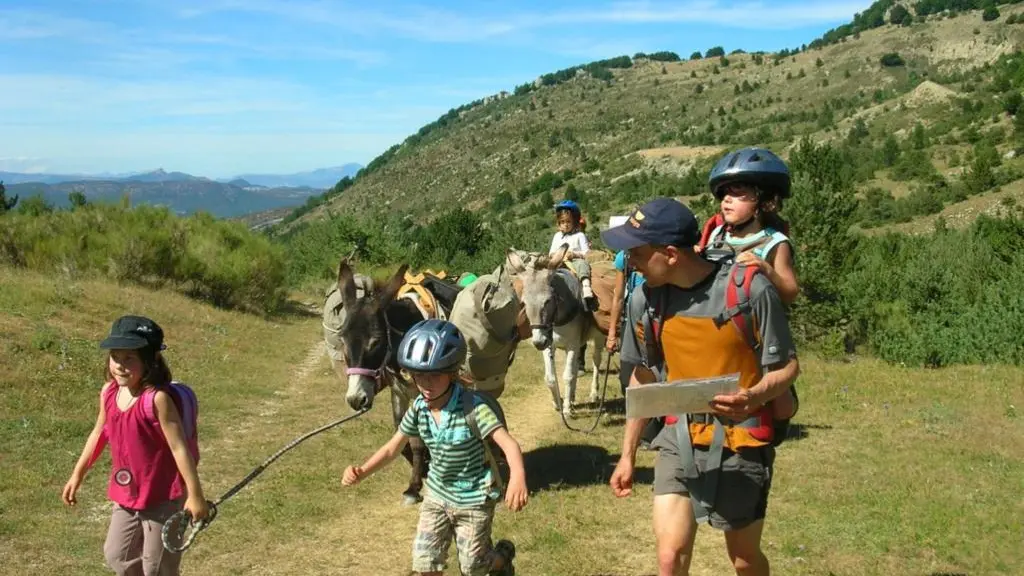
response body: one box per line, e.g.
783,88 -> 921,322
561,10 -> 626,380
600,225 -> 649,251
99,335 -> 149,350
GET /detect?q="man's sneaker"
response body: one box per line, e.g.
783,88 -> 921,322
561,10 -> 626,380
490,540 -> 516,575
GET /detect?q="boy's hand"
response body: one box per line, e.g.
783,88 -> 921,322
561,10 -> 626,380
342,465 -> 365,486
61,474 -> 83,506
504,478 -> 528,512
184,495 -> 210,522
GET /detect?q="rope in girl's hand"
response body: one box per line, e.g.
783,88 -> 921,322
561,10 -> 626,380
161,408 -> 370,553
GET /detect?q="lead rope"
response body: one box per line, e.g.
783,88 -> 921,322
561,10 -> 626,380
559,262 -> 632,435
161,408 -> 370,554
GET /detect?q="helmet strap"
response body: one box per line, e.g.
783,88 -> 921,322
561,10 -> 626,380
728,213 -> 759,235
425,380 -> 455,408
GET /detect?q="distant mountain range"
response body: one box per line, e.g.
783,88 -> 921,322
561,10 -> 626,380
1,163 -> 362,219
224,164 -> 362,189
0,163 -> 362,189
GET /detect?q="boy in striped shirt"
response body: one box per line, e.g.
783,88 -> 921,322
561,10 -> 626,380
343,320 -> 527,575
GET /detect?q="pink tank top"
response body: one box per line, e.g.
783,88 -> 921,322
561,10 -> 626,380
103,382 -> 185,509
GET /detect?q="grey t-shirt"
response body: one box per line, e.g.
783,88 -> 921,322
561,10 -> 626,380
626,261 -> 797,372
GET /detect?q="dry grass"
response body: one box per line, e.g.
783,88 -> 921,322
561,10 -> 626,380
2,266 -> 1022,575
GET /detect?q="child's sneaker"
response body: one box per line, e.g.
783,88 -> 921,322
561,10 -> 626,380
490,540 -> 516,575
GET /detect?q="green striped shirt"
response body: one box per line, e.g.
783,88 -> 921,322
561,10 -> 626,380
399,383 -> 502,507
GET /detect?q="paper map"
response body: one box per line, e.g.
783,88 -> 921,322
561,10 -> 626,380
625,373 -> 742,420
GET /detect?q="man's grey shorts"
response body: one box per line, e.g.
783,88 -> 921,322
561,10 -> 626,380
652,424 -> 775,531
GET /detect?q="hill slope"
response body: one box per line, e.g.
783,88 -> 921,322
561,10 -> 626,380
284,3 -> 1024,234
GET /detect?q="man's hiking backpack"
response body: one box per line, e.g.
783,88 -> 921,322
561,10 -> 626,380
448,265 -> 522,399
142,382 -> 201,463
641,260 -> 795,447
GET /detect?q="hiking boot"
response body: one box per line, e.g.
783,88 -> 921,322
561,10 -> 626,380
490,540 -> 516,576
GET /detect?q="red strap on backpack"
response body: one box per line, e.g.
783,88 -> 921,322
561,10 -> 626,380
697,213 -> 726,253
723,263 -> 760,350
722,263 -> 774,442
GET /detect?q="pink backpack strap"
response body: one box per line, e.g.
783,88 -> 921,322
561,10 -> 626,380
142,383 -> 198,440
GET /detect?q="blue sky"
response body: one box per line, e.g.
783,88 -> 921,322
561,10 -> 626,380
0,0 -> 870,178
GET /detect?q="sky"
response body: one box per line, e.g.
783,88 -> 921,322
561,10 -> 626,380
0,0 -> 872,178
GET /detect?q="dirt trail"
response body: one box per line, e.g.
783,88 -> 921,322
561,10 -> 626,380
224,341 -> 736,575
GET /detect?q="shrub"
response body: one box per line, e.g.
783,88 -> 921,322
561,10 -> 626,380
0,204 -> 287,313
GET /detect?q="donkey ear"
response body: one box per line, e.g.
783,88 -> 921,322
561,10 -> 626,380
505,249 -> 526,273
380,263 -> 409,306
545,244 -> 569,270
337,258 -> 358,309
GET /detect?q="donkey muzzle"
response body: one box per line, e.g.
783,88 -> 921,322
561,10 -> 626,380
530,325 -> 552,350
345,369 -> 378,411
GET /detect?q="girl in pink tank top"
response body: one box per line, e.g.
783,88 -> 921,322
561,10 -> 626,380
62,315 -> 209,576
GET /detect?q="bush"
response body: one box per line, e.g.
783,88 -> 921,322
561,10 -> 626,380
845,215 -> 1024,366
0,204 -> 287,313
880,52 -> 905,67
982,6 -> 1000,21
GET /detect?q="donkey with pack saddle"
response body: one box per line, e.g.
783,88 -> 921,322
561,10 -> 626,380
506,245 -> 621,418
322,256 -> 525,505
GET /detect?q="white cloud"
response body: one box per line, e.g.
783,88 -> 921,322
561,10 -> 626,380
171,0 -> 870,43
0,156 -> 50,173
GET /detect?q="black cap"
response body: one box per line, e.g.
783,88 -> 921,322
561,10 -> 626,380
99,315 -> 165,351
600,197 -> 700,251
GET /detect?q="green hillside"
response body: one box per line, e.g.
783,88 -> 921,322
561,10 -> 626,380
279,1 -> 1024,235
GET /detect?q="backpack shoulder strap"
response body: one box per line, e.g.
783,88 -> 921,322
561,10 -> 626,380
697,213 -> 726,252
462,389 -> 506,494
462,389 -> 482,440
142,383 -> 198,440
714,262 -> 761,353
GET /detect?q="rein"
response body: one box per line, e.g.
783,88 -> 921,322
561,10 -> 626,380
558,348 -> 614,435
161,407 -> 370,553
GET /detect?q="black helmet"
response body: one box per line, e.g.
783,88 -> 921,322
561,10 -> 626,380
708,147 -> 791,200
397,319 -> 467,374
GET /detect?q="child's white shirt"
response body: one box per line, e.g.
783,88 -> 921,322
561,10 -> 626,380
550,231 -> 590,256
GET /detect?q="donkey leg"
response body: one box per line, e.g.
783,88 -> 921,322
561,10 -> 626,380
403,436 -> 427,506
543,347 -> 562,412
562,347 -> 578,416
589,339 -> 603,404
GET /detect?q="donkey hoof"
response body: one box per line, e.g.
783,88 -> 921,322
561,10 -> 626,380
402,494 -> 423,507
588,393 -> 599,404
562,404 -> 576,417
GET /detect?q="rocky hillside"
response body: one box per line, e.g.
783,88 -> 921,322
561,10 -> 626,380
282,1 -> 1024,235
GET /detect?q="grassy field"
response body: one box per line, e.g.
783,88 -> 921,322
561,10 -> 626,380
1,265 -> 1022,575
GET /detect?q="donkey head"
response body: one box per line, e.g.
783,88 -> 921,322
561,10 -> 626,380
505,245 -> 568,350
336,258 -> 409,411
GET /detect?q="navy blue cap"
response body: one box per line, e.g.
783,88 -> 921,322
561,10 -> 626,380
600,197 -> 700,251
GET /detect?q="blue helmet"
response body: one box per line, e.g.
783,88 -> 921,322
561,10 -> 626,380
554,199 -> 581,216
708,147 -> 791,200
397,319 -> 466,374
